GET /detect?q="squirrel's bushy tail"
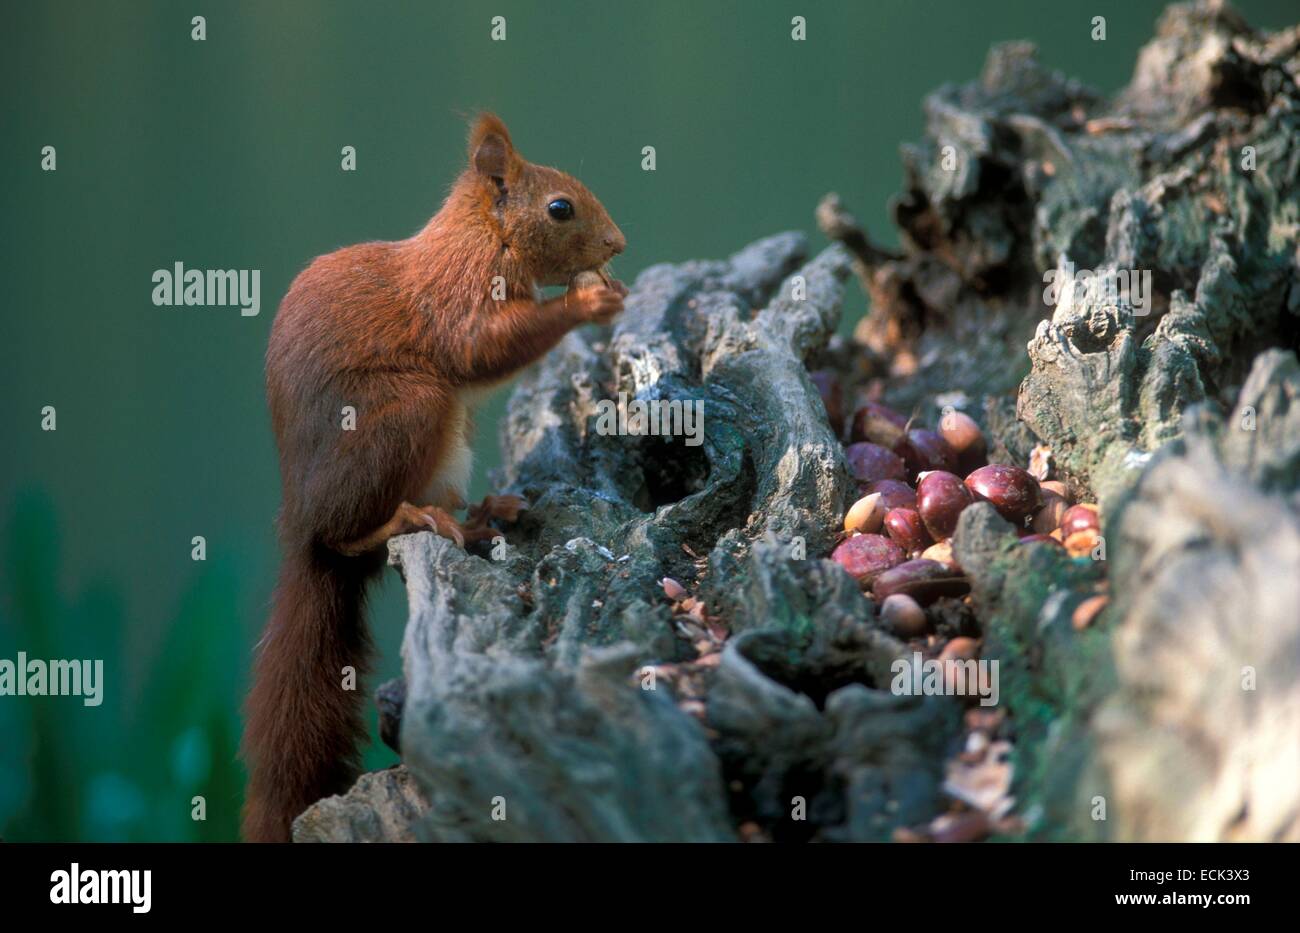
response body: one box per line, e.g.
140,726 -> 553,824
241,544 -> 373,842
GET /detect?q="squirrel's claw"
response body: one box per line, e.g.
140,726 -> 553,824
414,505 -> 465,548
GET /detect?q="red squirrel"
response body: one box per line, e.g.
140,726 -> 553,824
242,114 -> 627,842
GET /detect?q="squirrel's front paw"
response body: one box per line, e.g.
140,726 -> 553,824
568,284 -> 624,325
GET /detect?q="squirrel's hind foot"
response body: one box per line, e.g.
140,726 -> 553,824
466,494 -> 529,527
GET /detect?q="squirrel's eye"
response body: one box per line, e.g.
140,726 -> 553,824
547,198 -> 574,221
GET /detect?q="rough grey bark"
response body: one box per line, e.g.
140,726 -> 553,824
295,234 -> 947,842
825,0 -> 1300,842
378,237 -> 958,843
1095,352 -> 1300,841
295,1 -> 1299,843
292,766 -> 429,843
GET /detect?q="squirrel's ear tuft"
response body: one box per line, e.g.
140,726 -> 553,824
469,113 -> 517,181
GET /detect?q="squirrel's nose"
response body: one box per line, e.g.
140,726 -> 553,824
604,230 -> 626,255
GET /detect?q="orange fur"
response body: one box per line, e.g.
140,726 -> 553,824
241,114 -> 625,842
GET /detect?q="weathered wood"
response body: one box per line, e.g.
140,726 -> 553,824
295,1 -> 1300,843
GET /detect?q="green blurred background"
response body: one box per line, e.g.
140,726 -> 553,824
2,0 -> 1294,841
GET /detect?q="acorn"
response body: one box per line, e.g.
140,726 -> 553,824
831,533 -> 905,585
845,442 -> 907,485
860,478 -> 917,511
921,540 -> 960,570
893,428 -> 957,479
1064,528 -> 1100,558
1060,503 -> 1100,536
939,636 -> 980,662
871,558 -> 969,605
883,507 -> 933,554
849,401 -> 908,448
809,370 -> 844,436
571,269 -> 610,290
1040,480 -> 1070,501
844,492 -> 886,534
939,636 -> 983,699
964,464 -> 1041,525
1072,594 -> 1109,630
1031,492 -> 1069,535
880,593 -> 929,639
938,410 -> 987,473
916,470 -> 973,541
660,577 -> 687,600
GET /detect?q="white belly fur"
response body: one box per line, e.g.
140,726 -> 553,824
423,385 -> 501,507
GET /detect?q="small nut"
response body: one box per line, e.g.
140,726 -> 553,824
940,408 -> 988,475
965,464 -> 1042,525
938,410 -> 985,461
660,577 -> 687,600
893,428 -> 957,478
1060,503 -> 1101,536
1040,480 -> 1069,501
1064,528 -> 1100,557
916,470 -> 973,541
872,558 -> 969,605
849,402 -> 909,447
832,533 -> 906,586
920,540 -> 959,569
571,269 -> 608,290
939,637 -> 984,699
939,636 -> 980,662
1072,594 -> 1109,630
883,507 -> 933,554
844,492 -> 885,534
860,478 -> 917,511
1031,492 -> 1069,534
845,442 -> 907,485
880,593 -> 929,639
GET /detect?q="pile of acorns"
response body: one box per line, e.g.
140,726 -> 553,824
823,397 -> 1104,638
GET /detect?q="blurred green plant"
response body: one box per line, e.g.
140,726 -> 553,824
0,490 -> 245,841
